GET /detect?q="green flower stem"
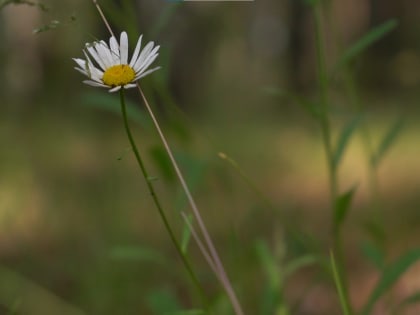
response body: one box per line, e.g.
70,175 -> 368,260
330,251 -> 352,315
313,6 -> 353,315
119,89 -> 209,311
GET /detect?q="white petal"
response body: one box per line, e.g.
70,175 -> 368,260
99,39 -> 110,50
120,32 -> 129,65
135,46 -> 159,73
124,83 -> 137,89
82,51 -> 104,82
86,44 -> 106,70
96,41 -> 115,68
109,36 -> 120,64
83,51 -> 95,78
74,67 -> 88,76
109,86 -> 122,93
136,54 -> 158,76
134,66 -> 161,80
133,41 -> 155,71
83,80 -> 108,88
73,59 -> 89,76
73,58 -> 86,68
89,67 -> 104,83
129,34 -> 143,67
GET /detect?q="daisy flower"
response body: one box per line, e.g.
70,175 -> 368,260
73,31 -> 160,92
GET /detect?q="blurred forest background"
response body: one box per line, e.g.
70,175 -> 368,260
0,0 -> 420,314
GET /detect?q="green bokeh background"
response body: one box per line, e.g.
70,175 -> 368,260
0,0 -> 420,314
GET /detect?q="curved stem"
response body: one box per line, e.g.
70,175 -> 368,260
119,89 -> 209,311
137,84 -> 244,315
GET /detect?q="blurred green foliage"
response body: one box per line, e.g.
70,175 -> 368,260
0,0 -> 420,314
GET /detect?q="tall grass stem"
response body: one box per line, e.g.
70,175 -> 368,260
137,84 -> 244,315
119,89 -> 209,310
313,5 -> 353,315
91,0 -> 114,38
330,251 -> 352,315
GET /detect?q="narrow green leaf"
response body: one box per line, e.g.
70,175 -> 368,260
333,115 -> 363,170
81,91 -> 151,128
330,251 -> 352,315
361,249 -> 420,315
371,118 -> 404,167
181,214 -> 193,254
255,239 -> 285,315
360,241 -> 385,270
259,282 -> 282,315
334,186 -> 357,228
150,146 -> 176,182
284,255 -> 317,279
255,240 -> 280,290
335,19 -> 398,70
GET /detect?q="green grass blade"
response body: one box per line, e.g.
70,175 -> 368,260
255,240 -> 280,290
255,240 -> 287,315
333,115 -> 363,170
335,19 -> 398,70
371,118 -> 404,167
181,213 -> 193,254
284,255 -> 317,279
150,146 -> 176,182
334,186 -> 357,229
361,249 -> 420,315
330,251 -> 352,315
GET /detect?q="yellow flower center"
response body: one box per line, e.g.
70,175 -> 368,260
102,64 -> 135,87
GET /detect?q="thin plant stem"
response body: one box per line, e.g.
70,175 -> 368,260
89,1 -> 242,311
137,84 -> 244,315
325,2 -> 384,239
91,0 -> 114,38
313,5 -> 353,315
330,250 -> 352,315
119,89 -> 209,311
181,212 -> 218,275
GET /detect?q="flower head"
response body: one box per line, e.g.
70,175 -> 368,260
73,31 -> 160,92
